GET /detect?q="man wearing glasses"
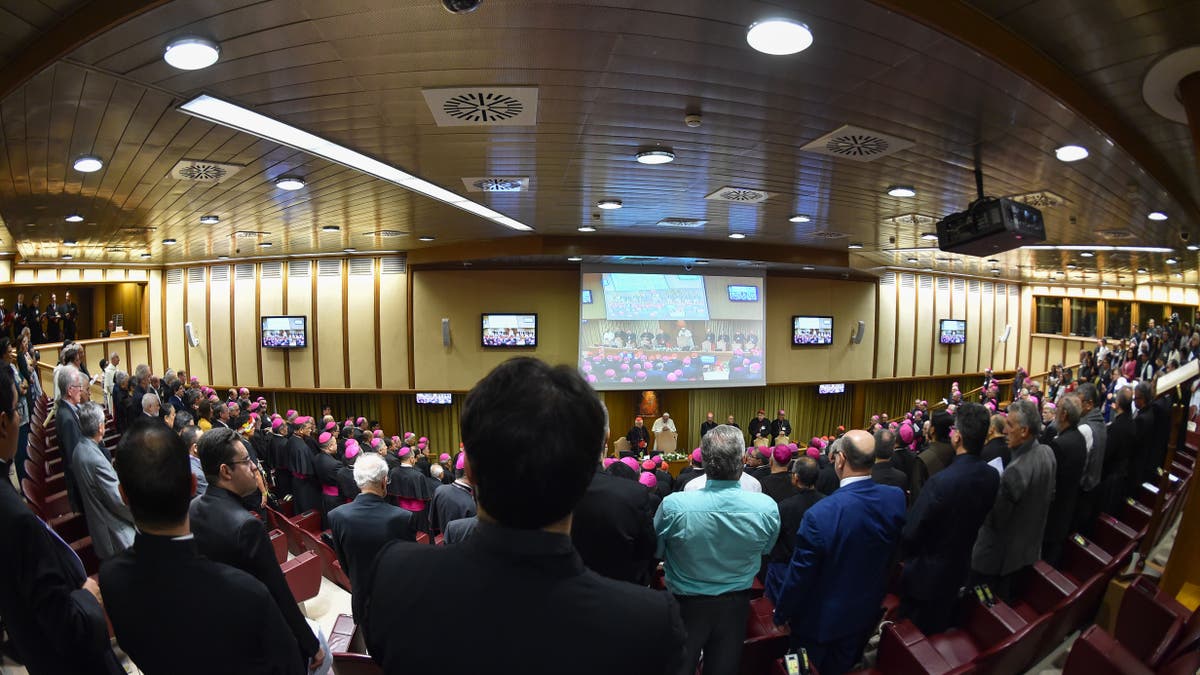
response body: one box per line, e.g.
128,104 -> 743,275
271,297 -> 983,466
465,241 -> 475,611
189,427 -> 328,673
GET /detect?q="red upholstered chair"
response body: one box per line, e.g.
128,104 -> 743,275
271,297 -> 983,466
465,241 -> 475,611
856,620 -> 970,675
924,596 -> 1050,675
1091,514 -> 1140,565
1114,576 -> 1187,669
297,527 -> 351,591
279,550 -> 321,604
741,596 -> 790,675
327,613 -> 383,675
1119,498 -> 1154,537
1064,625 -> 1155,675
268,529 -> 287,565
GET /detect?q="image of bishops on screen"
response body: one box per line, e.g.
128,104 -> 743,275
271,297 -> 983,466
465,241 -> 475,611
579,269 -> 765,390
261,316 -> 307,348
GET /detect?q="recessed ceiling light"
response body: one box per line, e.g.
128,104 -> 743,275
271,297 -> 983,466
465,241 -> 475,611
163,37 -> 220,70
567,256 -> 583,262
1101,281 -> 1110,286
887,186 -> 916,198
140,252 -> 152,259
1055,144 -> 1089,162
217,255 -> 229,260
321,225 -> 340,232
259,242 -> 272,248
64,213 -> 84,223
1165,257 -> 1178,265
728,232 -> 746,239
199,215 -> 219,224
906,257 -> 919,263
418,236 -> 436,242
275,176 -> 305,191
63,239 -> 77,247
72,155 -> 103,173
986,258 -> 999,264
920,232 -> 938,241
596,199 -> 622,210
847,242 -> 864,249
1148,211 -> 1168,221
635,149 -> 675,165
801,265 -> 815,271
577,226 -> 596,233
1079,251 -> 1095,258
179,94 -> 533,232
1188,244 -> 1200,252
923,267 -> 934,272
789,214 -> 811,223
746,18 -> 814,55
1066,263 -> 1077,270
343,248 -> 356,253
1175,272 -> 1183,279
1137,268 -> 1148,273
1023,245 -> 1173,253
61,254 -> 73,260
694,259 -> 709,265
162,238 -> 177,245
991,269 -> 1001,274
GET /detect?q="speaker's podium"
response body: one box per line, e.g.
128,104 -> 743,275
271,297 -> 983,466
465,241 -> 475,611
654,431 -> 677,455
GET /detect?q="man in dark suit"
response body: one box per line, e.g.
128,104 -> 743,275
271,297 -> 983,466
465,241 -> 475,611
699,411 -> 718,439
673,448 -> 705,491
327,453 -> 415,620
572,445 -> 657,585
54,364 -> 86,512
189,427 -> 325,672
1100,388 -> 1137,515
979,414 -> 1010,466
748,409 -> 771,442
1133,382 -> 1159,484
61,290 -> 78,341
899,403 -> 1000,634
870,428 -> 909,493
763,456 -> 824,587
770,409 -> 792,440
910,411 -> 955,502
363,358 -> 686,674
99,420 -> 304,675
0,366 -> 124,674
769,430 -> 906,675
1043,395 -> 1087,565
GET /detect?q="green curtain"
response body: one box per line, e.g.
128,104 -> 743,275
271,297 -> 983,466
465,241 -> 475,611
395,397 -> 464,457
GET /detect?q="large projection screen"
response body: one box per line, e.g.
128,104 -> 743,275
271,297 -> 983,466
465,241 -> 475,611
579,266 -> 766,390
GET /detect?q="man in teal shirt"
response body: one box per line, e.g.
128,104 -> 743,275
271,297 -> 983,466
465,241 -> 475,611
655,424 -> 779,675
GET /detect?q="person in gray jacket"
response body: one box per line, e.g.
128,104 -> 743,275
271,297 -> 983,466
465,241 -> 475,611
1073,382 -> 1107,535
970,400 -> 1056,601
73,401 -> 135,559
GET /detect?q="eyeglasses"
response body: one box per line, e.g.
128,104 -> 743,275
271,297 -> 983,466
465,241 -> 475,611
226,457 -> 258,472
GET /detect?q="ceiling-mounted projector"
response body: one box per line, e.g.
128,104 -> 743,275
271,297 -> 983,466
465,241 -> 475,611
936,197 -> 1045,256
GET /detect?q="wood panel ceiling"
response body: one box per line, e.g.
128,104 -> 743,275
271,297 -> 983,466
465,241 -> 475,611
0,0 -> 1195,285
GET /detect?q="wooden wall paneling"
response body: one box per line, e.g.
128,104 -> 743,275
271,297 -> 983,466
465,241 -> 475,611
978,282 -> 995,372
163,270 -> 184,373
345,259 -> 377,388
128,335 -> 149,368
342,260 -> 350,388
284,261 -> 313,388
314,259 -> 345,389
281,261 -> 291,389
231,264 -> 260,387
147,270 -> 164,372
378,260 -> 408,389
229,266 -> 238,385
876,273 -> 896,378
914,275 -> 933,377
374,259 -> 382,389
310,265 -> 319,388
1008,285 -> 1022,369
965,281 -> 982,374
185,267 -> 209,385
894,274 -> 915,378
407,264 -> 415,388
931,277 -> 950,375
207,265 -> 233,386
872,280 -> 881,379
258,263 -> 285,387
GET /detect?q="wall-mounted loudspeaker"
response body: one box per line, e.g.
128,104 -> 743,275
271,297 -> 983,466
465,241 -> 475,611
851,320 -> 866,345
184,322 -> 200,348
442,318 -> 451,347
998,324 -> 1013,343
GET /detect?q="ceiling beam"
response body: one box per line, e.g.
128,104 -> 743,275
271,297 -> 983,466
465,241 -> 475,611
871,0 -> 1200,226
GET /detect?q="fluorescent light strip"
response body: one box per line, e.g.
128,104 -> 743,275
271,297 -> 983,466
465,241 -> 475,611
1022,245 -> 1174,253
178,95 -> 533,232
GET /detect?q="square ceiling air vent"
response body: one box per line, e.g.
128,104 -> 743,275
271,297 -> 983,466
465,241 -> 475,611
800,125 -> 914,162
362,230 -> 407,238
462,177 -> 530,192
808,230 -> 849,239
881,213 -> 937,227
656,218 -> 707,229
422,87 -> 538,127
1009,190 -> 1070,208
705,186 -> 772,204
170,159 -> 245,184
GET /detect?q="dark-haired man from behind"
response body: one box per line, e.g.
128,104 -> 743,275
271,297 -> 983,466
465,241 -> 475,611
898,403 -> 1000,634
910,411 -> 955,502
99,420 -> 303,674
364,358 -> 686,675
0,365 -> 124,674
762,456 -> 824,588
770,430 -> 906,675
1099,388 -> 1137,516
870,427 -> 909,493
188,427 -> 326,672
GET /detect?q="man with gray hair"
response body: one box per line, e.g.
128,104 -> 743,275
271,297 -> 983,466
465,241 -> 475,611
970,399 -> 1057,600
327,452 -> 415,621
55,365 -> 87,512
655,424 -> 780,675
1043,394 -> 1086,565
102,352 -> 120,411
52,343 -> 83,400
141,392 -> 161,420
72,401 -> 135,559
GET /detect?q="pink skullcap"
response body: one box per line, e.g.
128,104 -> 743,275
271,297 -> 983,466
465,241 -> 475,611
602,458 -> 616,468
691,448 -> 703,463
758,446 -> 773,460
807,447 -> 821,459
787,443 -> 798,452
417,442 -> 427,450
456,453 -> 466,470
1029,396 -> 1040,408
620,456 -> 639,471
418,436 -> 428,444
271,418 -> 284,430
398,446 -> 411,458
324,421 -> 336,431
404,432 -> 416,439
641,459 -> 656,471
227,401 -> 239,410
208,394 -> 219,402
318,432 -> 332,445
370,438 -> 382,450
343,420 -> 353,428
391,436 -> 401,445
190,376 -> 199,383
356,417 -> 366,425
373,429 -> 383,438
898,424 -> 914,444
238,387 -> 249,395
286,410 -> 297,418
652,455 -> 663,466
249,413 -> 259,421
249,401 -> 260,411
811,437 -> 822,447
1043,401 -> 1056,411
439,453 -> 451,463
271,413 -> 281,420
294,416 -> 312,425
638,472 -> 658,488
773,445 -> 792,465
345,443 -> 360,459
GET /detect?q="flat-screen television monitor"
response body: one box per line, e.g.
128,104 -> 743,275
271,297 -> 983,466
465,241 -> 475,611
727,284 -> 759,302
581,289 -> 593,304
261,316 -> 307,348
792,316 -> 834,346
818,383 -> 846,394
940,319 -> 967,345
481,313 -> 538,348
415,392 -> 452,404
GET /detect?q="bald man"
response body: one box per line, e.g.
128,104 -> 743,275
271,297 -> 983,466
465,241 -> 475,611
769,429 -> 906,675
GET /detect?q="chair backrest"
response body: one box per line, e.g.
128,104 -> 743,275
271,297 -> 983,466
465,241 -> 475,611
1060,535 -> 1113,583
1116,576 -> 1185,668
279,550 -> 320,603
874,621 -> 958,675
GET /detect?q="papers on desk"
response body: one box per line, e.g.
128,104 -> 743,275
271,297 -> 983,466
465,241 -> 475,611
987,456 -> 1005,476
